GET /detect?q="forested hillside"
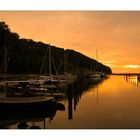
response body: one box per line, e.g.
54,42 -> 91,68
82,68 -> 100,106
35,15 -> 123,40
0,22 -> 112,74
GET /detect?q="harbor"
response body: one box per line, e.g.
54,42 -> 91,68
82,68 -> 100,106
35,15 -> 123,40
0,12 -> 140,130
0,75 -> 140,128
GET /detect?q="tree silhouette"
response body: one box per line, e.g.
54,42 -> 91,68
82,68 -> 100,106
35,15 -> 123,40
0,22 -> 112,74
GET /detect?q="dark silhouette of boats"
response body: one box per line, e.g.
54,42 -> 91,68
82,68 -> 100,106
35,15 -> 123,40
0,101 -> 65,129
0,36 -> 63,113
0,96 -> 56,112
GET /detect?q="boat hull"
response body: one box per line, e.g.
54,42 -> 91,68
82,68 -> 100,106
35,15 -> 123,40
0,98 -> 57,119
0,104 -> 57,120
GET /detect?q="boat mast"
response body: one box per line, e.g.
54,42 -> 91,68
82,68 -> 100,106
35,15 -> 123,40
96,50 -> 98,62
91,56 -> 94,74
4,30 -> 7,74
49,45 -> 52,80
64,50 -> 67,74
96,50 -> 99,73
4,29 -> 7,98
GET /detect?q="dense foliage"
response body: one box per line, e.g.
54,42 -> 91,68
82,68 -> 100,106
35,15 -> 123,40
0,22 -> 112,75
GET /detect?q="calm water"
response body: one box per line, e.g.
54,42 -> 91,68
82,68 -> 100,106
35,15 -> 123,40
3,75 -> 140,129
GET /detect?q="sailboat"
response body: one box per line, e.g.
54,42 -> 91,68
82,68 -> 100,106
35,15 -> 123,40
40,45 -> 63,93
90,50 -> 106,80
0,34 -> 57,112
90,51 -> 101,80
11,45 -> 63,94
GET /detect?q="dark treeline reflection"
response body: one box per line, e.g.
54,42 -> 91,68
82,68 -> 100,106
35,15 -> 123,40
64,78 -> 104,120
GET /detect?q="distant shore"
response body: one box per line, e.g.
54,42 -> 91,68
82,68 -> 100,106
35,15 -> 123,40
112,73 -> 140,75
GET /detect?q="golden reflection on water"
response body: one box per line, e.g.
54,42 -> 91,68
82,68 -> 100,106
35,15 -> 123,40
42,75 -> 140,128
7,75 -> 140,129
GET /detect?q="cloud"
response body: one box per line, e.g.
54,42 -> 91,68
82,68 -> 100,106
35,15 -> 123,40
104,60 -> 116,64
122,65 -> 140,69
103,60 -> 117,68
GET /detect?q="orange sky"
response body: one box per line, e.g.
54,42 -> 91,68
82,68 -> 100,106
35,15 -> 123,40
0,11 -> 140,73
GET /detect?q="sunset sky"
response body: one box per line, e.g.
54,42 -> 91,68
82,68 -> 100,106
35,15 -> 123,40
0,11 -> 140,73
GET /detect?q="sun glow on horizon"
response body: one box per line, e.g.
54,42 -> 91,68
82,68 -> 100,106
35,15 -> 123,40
123,65 -> 140,69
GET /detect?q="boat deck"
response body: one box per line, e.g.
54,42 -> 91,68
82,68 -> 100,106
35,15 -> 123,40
0,96 -> 54,103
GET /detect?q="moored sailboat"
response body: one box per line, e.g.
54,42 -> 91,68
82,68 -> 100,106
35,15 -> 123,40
0,34 -> 58,112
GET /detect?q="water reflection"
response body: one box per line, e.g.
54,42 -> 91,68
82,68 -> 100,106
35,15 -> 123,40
0,98 -> 66,129
41,75 -> 140,128
0,105 -> 57,129
0,76 -> 107,129
65,77 -> 107,120
124,75 -> 139,87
